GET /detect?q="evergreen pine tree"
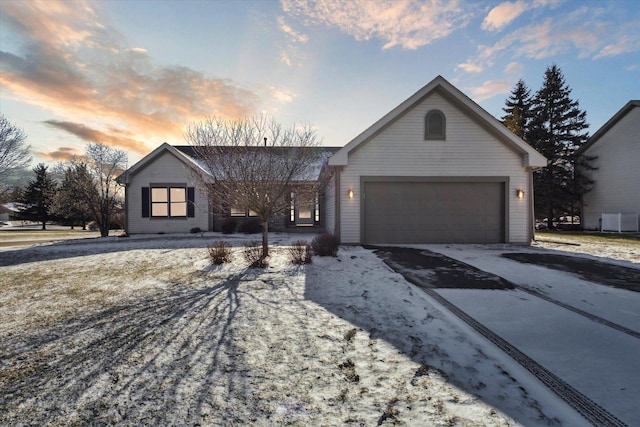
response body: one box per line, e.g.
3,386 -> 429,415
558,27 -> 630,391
527,65 -> 592,229
502,79 -> 532,139
51,163 -> 94,229
20,163 -> 57,229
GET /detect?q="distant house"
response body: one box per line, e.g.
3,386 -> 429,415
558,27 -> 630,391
118,76 -> 547,243
116,144 -> 340,234
0,203 -> 22,224
325,76 -> 547,244
0,204 -> 11,223
577,101 -> 640,231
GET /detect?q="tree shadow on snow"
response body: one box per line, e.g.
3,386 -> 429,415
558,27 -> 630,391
0,233 -> 264,267
0,269 -> 260,425
303,248 -> 564,426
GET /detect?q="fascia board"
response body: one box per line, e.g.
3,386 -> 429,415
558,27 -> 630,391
577,101 -> 640,155
117,143 -> 212,184
328,77 -> 444,166
328,75 -> 547,169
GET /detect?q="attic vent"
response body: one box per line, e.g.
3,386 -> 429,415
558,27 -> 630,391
425,110 -> 446,140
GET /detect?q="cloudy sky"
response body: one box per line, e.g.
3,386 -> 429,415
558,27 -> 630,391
1,0 -> 639,167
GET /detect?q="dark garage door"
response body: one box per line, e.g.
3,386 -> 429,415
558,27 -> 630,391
363,181 -> 505,244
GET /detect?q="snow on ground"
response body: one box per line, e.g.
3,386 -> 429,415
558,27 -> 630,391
427,243 -> 639,332
420,243 -> 640,426
534,234 -> 640,265
435,286 -> 639,426
0,232 -> 634,426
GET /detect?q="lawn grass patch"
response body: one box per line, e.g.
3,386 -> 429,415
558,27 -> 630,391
0,248 -> 203,336
0,229 -> 102,240
536,230 -> 640,245
0,228 -> 116,248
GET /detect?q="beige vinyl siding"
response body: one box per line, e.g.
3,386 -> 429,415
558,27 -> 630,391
127,152 -> 210,234
582,108 -> 640,230
338,92 -> 531,244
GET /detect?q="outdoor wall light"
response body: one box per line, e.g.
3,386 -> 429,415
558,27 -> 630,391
347,188 -> 354,199
516,189 -> 525,199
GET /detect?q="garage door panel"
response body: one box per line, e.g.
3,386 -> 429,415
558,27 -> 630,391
364,181 -> 505,244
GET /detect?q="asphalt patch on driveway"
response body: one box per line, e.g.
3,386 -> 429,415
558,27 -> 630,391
367,246 -> 515,290
502,253 -> 640,292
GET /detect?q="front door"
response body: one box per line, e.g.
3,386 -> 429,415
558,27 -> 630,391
293,192 -> 316,227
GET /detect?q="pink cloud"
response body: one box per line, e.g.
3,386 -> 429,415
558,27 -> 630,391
482,1 -> 528,32
281,0 -> 472,50
38,146 -> 82,162
468,80 -> 511,102
459,7 -> 640,75
0,0 -> 262,153
43,121 -> 149,154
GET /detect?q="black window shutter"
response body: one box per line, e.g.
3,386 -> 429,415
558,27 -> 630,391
187,187 -> 195,218
142,187 -> 150,218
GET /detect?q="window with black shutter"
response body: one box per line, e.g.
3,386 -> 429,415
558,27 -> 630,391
142,187 -> 150,218
143,185 -> 193,218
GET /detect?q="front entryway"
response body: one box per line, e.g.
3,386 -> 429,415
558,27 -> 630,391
292,192 -> 317,227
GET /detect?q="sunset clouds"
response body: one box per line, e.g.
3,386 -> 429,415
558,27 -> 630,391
277,0 -> 639,106
1,1 -> 638,168
482,1 -> 527,31
38,146 -> 82,162
462,3 -> 640,74
0,0 -> 261,159
43,120 -> 149,156
452,2 -> 640,103
281,0 -> 472,50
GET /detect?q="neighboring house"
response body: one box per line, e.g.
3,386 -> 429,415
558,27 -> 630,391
117,143 -> 340,234
0,204 -> 12,223
326,75 -> 547,244
0,203 -> 22,224
577,100 -> 640,231
119,76 -> 547,243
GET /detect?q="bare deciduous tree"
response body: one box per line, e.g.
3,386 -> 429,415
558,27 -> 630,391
185,116 -> 326,264
0,114 -> 32,193
71,143 -> 128,237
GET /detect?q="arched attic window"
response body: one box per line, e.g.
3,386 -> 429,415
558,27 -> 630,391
425,109 -> 446,140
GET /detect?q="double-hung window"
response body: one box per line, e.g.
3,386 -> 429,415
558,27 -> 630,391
142,185 -> 194,218
151,187 -> 186,217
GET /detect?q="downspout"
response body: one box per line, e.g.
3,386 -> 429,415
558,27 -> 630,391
528,168 -> 536,242
117,173 -> 129,236
334,166 -> 342,239
123,183 -> 129,235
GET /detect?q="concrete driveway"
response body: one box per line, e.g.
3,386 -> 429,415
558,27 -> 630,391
369,245 -> 640,427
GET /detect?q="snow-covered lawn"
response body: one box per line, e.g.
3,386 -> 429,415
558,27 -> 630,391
0,232 -> 634,426
398,241 -> 639,427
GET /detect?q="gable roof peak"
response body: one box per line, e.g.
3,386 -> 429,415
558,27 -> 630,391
117,142 -> 210,184
328,76 -> 546,168
577,100 -> 639,155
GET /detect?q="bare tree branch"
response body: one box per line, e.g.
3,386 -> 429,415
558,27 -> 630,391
185,116 -> 328,262
68,143 -> 128,237
0,113 -> 32,183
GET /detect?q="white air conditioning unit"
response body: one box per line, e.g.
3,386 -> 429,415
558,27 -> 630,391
601,213 -> 639,232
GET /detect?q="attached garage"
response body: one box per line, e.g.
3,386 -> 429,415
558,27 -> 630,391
363,179 -> 505,244
327,76 -> 547,245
